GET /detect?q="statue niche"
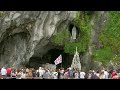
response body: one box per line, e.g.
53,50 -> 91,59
69,23 -> 79,42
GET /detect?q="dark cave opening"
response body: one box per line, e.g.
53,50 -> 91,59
28,47 -> 73,69
27,23 -> 82,69
47,48 -> 72,69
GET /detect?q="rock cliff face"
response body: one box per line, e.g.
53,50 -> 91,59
81,11 -> 108,71
0,11 -> 76,68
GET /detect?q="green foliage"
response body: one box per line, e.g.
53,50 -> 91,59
94,11 -> 120,63
64,12 -> 91,54
51,11 -> 91,54
93,47 -> 113,64
51,29 -> 70,45
64,42 -> 87,54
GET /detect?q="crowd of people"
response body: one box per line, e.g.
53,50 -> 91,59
0,66 -> 120,79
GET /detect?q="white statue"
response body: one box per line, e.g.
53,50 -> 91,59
71,26 -> 77,40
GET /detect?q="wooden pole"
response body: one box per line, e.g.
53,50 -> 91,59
61,63 -> 62,69
61,54 -> 62,69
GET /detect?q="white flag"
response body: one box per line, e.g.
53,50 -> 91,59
54,54 -> 62,65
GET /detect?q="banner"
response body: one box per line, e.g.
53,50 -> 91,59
54,54 -> 62,65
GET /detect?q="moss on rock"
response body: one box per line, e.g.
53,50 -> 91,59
51,11 -> 92,54
93,11 -> 120,64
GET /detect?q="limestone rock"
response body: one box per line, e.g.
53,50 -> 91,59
0,11 -> 76,68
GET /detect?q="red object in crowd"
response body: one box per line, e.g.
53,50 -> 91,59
7,68 -> 12,74
111,71 -> 115,78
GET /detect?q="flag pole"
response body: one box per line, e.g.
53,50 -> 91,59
61,63 -> 62,69
61,55 -> 62,69
54,54 -> 62,69
61,54 -> 62,69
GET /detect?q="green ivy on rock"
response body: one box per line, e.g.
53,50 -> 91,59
94,11 -> 120,64
51,29 -> 70,46
51,11 -> 92,54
